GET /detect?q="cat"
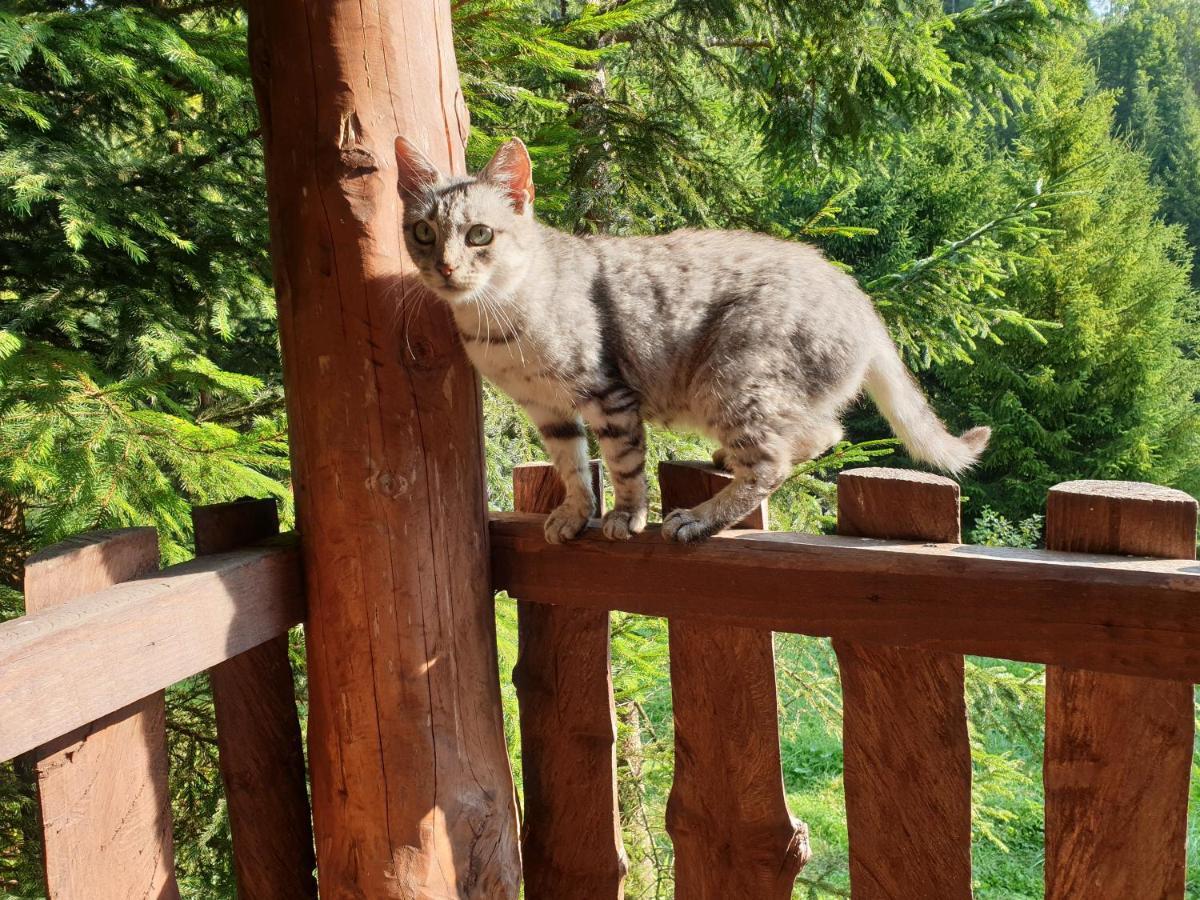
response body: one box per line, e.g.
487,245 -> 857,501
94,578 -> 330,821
394,135 -> 990,544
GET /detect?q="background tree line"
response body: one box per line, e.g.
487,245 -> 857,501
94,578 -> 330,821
2,0 -> 1199,896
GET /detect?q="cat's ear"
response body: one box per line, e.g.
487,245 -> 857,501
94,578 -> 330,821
394,135 -> 442,201
480,138 -> 534,214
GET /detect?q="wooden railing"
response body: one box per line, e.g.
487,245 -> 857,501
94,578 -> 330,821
4,467 -> 1198,898
497,462 -> 1200,900
2,499 -> 314,900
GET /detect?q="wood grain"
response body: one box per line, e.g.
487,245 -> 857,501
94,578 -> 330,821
661,461 -> 808,900
2,538 -> 304,761
247,0 -> 519,894
489,513 -> 1200,680
655,459 -> 768,528
511,462 -> 626,900
833,468 -> 971,899
192,500 -> 316,900
24,529 -> 180,900
1043,480 -> 1197,900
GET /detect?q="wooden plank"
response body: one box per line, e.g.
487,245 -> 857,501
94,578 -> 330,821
833,468 -> 971,899
511,462 -> 626,900
192,500 -> 316,900
661,462 -> 808,899
24,529 -> 180,900
247,0 -> 520,893
1043,480 -> 1197,900
488,513 -> 1200,681
2,538 -> 304,761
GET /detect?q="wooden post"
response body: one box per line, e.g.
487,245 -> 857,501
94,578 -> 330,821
661,461 -> 808,900
1044,480 -> 1196,900
832,468 -> 972,900
25,529 -> 180,900
192,499 -> 316,900
245,2 -> 520,896
510,462 -> 627,899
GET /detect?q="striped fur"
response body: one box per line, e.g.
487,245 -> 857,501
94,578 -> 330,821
395,136 -> 990,543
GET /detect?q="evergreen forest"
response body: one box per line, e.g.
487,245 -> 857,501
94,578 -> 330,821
3,0 -> 1200,896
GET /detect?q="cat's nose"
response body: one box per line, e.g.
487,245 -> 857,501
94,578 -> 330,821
436,262 -> 454,278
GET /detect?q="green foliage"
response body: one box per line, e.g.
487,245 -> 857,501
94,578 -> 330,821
943,52 -> 1200,518
0,1 -> 288,564
970,506 -> 1044,547
1,341 -> 289,562
1092,0 -> 1200,285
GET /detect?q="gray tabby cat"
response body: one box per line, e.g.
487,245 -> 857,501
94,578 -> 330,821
395,135 -> 990,543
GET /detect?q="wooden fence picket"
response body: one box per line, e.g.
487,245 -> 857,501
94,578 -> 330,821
24,529 -> 180,900
192,499 -> 317,900
1043,481 -> 1197,900
511,462 -> 627,899
661,461 -> 809,900
832,468 -> 973,900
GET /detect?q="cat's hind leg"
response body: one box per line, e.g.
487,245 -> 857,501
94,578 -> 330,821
663,430 -> 792,543
532,411 -> 597,543
582,386 -> 649,540
792,420 -> 844,463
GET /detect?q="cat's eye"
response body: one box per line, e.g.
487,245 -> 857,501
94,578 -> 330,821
466,224 -> 494,247
413,221 -> 436,245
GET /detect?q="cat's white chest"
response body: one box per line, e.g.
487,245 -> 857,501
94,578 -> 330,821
467,341 -> 576,411
463,338 -> 528,373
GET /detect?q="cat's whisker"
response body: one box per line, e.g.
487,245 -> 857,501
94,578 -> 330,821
479,286 -> 527,368
400,287 -> 429,362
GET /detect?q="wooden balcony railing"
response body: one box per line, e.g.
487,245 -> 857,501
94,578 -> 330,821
3,499 -> 314,900
3,466 -> 1197,898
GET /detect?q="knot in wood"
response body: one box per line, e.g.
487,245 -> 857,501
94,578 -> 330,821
338,146 -> 378,176
403,338 -> 439,372
373,470 -> 408,499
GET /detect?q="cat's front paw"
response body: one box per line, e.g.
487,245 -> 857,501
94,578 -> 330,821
662,508 -> 720,543
544,502 -> 590,544
601,507 -> 648,540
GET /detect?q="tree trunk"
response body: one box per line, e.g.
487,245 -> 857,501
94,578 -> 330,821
245,2 -> 520,897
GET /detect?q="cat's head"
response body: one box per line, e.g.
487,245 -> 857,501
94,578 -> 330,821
395,135 -> 537,305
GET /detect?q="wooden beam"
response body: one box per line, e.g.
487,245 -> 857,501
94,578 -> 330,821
1044,480 -> 1196,899
2,539 -> 303,761
511,462 -> 626,900
25,529 -> 180,900
833,469 -> 971,899
489,514 -> 1200,680
662,462 -> 808,899
246,0 -> 519,894
193,500 -> 317,900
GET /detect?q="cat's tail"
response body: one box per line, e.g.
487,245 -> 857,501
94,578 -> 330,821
864,345 -> 990,475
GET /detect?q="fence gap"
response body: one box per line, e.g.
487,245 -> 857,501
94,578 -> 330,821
24,529 -> 180,900
1043,480 -> 1197,899
661,460 -> 809,899
833,467 -> 973,899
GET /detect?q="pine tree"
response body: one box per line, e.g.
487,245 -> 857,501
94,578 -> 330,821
0,1 -> 289,566
943,51 -> 1200,519
1091,0 -> 1200,285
